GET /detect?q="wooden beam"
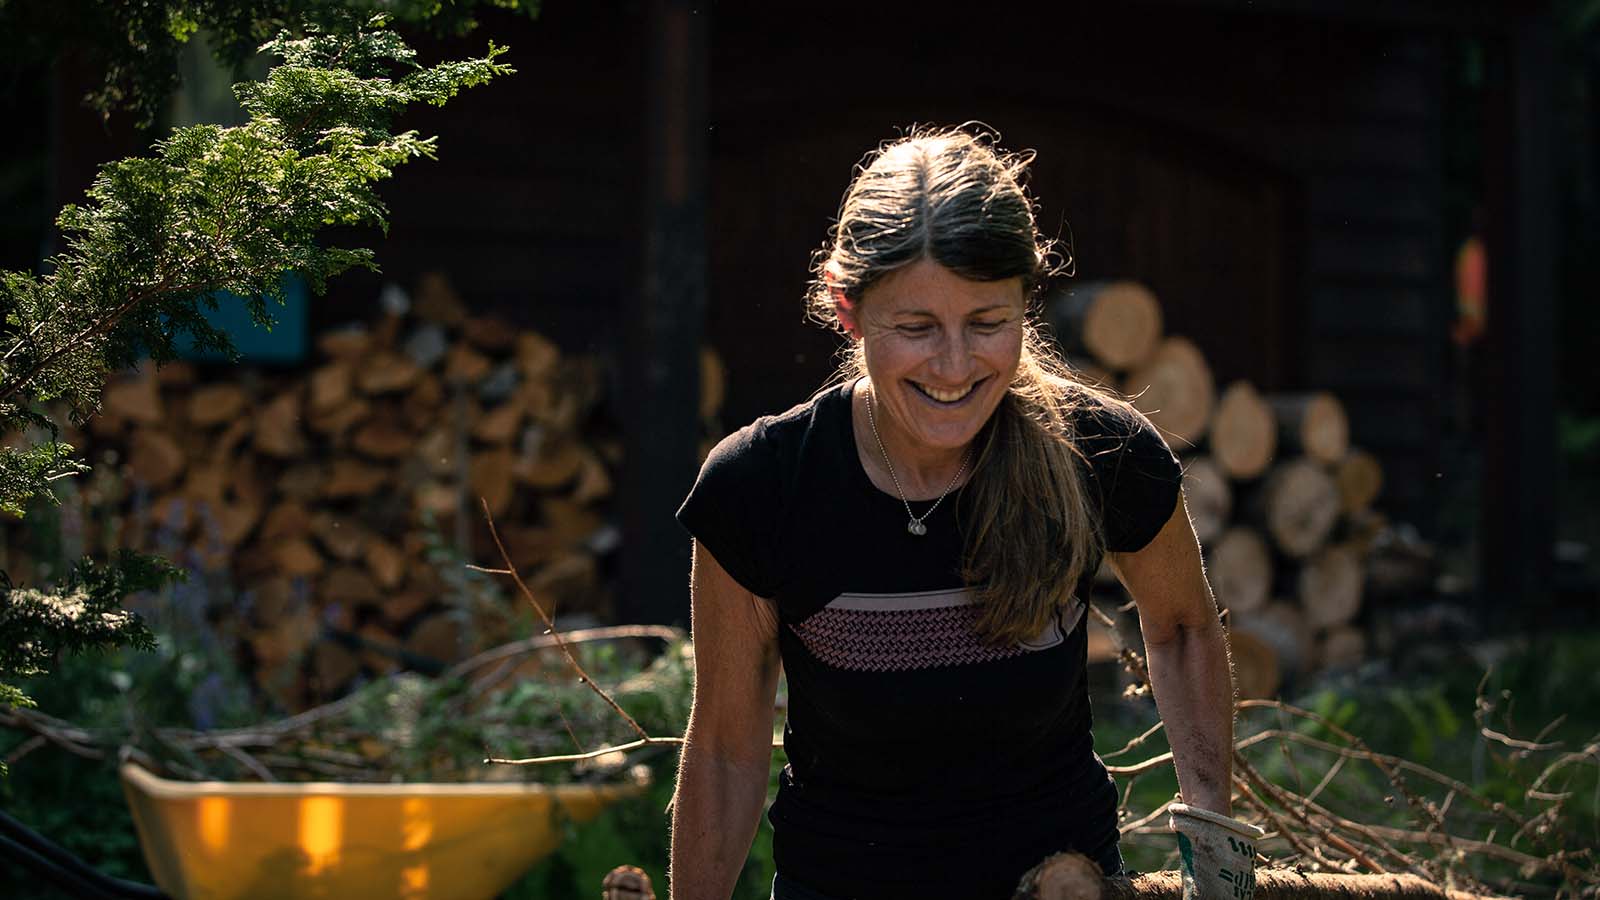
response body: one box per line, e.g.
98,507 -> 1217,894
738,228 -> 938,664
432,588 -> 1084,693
620,0 -> 708,626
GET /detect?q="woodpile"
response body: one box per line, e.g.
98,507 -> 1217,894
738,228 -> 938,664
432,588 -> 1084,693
1052,280 -> 1438,698
16,273 -> 665,713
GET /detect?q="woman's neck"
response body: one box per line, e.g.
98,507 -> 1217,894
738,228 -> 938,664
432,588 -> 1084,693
851,379 -> 972,500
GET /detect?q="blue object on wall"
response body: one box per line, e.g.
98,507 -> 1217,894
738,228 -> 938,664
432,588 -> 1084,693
177,273 -> 309,364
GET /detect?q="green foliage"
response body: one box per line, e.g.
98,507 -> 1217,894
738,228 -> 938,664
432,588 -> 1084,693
0,0 -> 540,128
0,14 -> 510,718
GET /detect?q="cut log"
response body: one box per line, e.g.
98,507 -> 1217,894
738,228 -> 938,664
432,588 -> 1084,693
317,328 -> 370,361
1179,456 -> 1230,546
319,566 -> 381,608
212,417 -> 253,462
1123,336 -> 1214,447
414,481 -> 461,517
187,384 -> 247,427
128,430 -> 185,489
322,460 -> 388,498
516,331 -> 561,380
1208,527 -> 1272,615
259,501 -> 310,543
364,536 -> 406,591
416,427 -> 461,476
357,622 -> 404,675
1048,280 -> 1164,371
469,448 -> 516,518
156,361 -> 195,386
1267,391 -> 1350,466
311,640 -> 361,697
1298,543 -> 1364,629
104,374 -> 164,425
310,511 -> 370,561
1210,381 -> 1277,479
254,391 -> 306,458
380,589 -> 431,629
307,397 -> 370,438
356,352 -> 422,395
1318,624 -> 1367,669
515,434 -> 584,489
403,374 -> 444,430
308,362 -> 354,413
273,537 -> 324,578
351,419 -> 415,460
500,526 -> 558,571
529,552 -> 599,615
601,865 -> 656,900
1335,447 -> 1383,515
462,316 -> 518,352
413,271 -> 468,326
1227,628 -> 1281,699
572,448 -> 613,504
1069,360 -> 1117,390
1011,851 -> 1503,900
1236,600 -> 1313,676
473,398 -> 525,444
406,612 -> 466,666
1258,460 -> 1341,558
542,498 -> 603,549
444,343 -> 493,385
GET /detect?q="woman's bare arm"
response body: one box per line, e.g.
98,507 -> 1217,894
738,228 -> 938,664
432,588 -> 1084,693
668,540 -> 782,900
1109,491 -> 1236,814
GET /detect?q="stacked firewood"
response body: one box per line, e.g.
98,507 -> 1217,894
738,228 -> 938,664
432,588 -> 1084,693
8,273 -> 680,711
1052,280 -> 1437,698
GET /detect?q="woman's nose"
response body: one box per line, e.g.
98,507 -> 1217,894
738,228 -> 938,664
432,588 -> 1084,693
931,327 -> 974,377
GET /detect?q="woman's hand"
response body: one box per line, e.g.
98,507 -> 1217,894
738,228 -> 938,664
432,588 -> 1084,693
668,540 -> 782,900
1108,491 -> 1236,814
1169,803 -> 1264,900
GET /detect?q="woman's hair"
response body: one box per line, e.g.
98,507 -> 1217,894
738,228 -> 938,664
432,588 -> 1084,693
806,125 -> 1150,646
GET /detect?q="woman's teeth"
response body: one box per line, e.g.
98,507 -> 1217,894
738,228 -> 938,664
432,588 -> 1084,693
915,381 -> 976,403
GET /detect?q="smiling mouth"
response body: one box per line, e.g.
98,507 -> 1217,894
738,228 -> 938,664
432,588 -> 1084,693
911,378 -> 986,404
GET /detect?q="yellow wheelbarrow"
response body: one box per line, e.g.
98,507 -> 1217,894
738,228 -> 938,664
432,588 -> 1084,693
120,762 -> 649,900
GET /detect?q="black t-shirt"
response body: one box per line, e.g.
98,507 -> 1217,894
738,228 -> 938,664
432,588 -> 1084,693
676,378 -> 1182,900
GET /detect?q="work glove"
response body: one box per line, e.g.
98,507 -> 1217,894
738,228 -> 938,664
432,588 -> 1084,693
1168,802 -> 1265,900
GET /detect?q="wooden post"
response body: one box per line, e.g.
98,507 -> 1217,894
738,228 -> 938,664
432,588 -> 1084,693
1479,12 -> 1557,619
621,0 -> 708,626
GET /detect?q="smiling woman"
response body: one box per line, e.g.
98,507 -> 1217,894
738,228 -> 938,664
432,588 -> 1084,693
668,126 -> 1250,900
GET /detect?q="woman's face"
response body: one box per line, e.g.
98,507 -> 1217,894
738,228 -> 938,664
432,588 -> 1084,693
854,257 -> 1026,455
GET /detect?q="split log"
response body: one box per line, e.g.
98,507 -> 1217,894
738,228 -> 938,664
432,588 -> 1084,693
319,566 -> 381,608
473,398 -> 525,444
1123,336 -> 1214,447
572,448 -> 613,504
1257,460 -> 1340,558
1335,448 -> 1383,515
414,481 -> 461,517
351,419 -> 415,460
364,536 -> 406,591
311,640 -> 361,697
1210,381 -> 1277,479
1012,852 -> 1504,900
316,328 -> 370,361
356,353 -> 422,395
128,429 -> 185,489
104,374 -> 164,425
415,427 -> 461,476
308,362 -> 354,413
1298,543 -> 1364,629
403,374 -> 444,430
406,612 -> 466,666
444,343 -> 493,385
1048,281 -> 1164,371
310,512 -> 369,561
357,622 -> 404,675
413,271 -> 468,326
380,590 -> 430,629
1267,392 -> 1349,466
462,316 -> 519,353
322,460 -> 388,498
1179,456 -> 1231,546
260,501 -> 312,542
307,397 -> 370,438
515,434 -> 585,489
516,331 -> 561,380
1208,527 -> 1271,615
187,384 -> 247,427
273,538 -> 324,578
469,448 -> 516,518
254,391 -> 306,458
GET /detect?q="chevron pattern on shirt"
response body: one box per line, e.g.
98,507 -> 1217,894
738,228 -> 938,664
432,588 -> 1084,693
790,588 -> 1075,672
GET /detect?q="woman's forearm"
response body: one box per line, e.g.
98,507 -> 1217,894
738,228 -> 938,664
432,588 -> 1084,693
668,744 -> 771,900
1143,618 -> 1235,814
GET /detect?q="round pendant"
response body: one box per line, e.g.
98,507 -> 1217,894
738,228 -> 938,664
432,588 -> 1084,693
907,519 -> 928,536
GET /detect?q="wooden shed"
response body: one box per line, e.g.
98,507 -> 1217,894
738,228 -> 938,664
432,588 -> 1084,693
22,0 -> 1560,625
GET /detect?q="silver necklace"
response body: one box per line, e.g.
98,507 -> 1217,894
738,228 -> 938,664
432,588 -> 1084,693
864,384 -> 971,536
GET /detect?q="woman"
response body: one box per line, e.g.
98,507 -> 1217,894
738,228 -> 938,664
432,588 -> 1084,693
670,127 -> 1260,900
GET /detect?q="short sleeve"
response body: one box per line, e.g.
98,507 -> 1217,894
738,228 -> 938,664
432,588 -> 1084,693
1074,402 -> 1183,554
675,423 -> 783,598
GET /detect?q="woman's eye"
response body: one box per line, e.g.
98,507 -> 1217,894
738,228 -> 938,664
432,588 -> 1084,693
971,320 -> 1004,333
896,324 -> 934,336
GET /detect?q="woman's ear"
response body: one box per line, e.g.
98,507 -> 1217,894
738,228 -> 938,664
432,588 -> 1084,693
824,264 -> 861,340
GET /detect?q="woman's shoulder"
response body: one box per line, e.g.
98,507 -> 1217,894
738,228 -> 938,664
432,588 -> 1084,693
697,381 -> 851,484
